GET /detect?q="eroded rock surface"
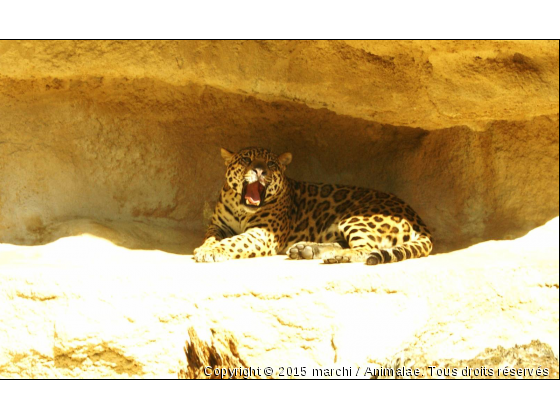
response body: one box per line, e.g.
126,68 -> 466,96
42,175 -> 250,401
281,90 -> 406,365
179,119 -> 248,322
1,40 -> 557,130
1,218 -> 557,378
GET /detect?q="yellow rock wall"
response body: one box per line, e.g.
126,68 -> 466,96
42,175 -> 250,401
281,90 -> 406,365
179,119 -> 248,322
0,40 -> 558,252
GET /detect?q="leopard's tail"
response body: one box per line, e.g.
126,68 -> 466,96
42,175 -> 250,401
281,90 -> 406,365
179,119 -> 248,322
366,230 -> 433,265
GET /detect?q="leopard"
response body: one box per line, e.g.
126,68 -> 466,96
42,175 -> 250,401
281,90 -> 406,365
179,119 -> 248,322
193,147 -> 433,265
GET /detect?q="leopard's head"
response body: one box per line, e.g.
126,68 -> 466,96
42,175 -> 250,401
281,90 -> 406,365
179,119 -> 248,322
220,147 -> 292,213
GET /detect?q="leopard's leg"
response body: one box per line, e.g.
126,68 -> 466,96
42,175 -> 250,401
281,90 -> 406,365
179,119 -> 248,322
193,223 -> 229,262
322,212 -> 434,265
366,231 -> 433,265
322,216 -> 378,264
363,212 -> 433,265
286,242 -> 343,260
194,227 -> 276,262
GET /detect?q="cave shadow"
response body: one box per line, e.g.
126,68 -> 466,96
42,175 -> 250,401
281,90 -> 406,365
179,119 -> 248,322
0,78 -> 558,257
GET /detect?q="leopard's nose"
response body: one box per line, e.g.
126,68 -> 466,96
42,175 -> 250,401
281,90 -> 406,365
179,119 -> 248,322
254,168 -> 263,177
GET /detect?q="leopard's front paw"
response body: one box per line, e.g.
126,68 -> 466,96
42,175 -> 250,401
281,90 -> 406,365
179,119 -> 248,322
287,242 -> 343,260
322,251 -> 352,264
193,246 -> 230,263
287,242 -> 320,260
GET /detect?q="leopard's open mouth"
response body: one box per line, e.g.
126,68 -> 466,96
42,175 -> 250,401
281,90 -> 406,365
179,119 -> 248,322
242,181 -> 266,208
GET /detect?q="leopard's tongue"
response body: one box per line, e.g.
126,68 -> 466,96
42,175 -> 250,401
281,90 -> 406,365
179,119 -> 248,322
245,181 -> 264,205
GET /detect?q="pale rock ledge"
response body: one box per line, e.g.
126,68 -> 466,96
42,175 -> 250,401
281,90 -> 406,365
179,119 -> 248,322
0,218 -> 558,378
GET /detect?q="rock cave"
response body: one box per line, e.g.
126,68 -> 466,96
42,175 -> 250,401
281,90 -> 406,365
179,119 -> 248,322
0,40 -> 558,378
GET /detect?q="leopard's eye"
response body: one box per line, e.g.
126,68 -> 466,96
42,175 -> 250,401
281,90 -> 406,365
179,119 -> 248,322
267,161 -> 278,171
240,157 -> 252,165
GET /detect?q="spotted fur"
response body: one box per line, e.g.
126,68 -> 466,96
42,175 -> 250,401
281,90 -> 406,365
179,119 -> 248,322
193,147 -> 433,265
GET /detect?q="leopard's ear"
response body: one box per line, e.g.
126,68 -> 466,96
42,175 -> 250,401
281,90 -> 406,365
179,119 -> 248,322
220,148 -> 234,165
278,152 -> 292,166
